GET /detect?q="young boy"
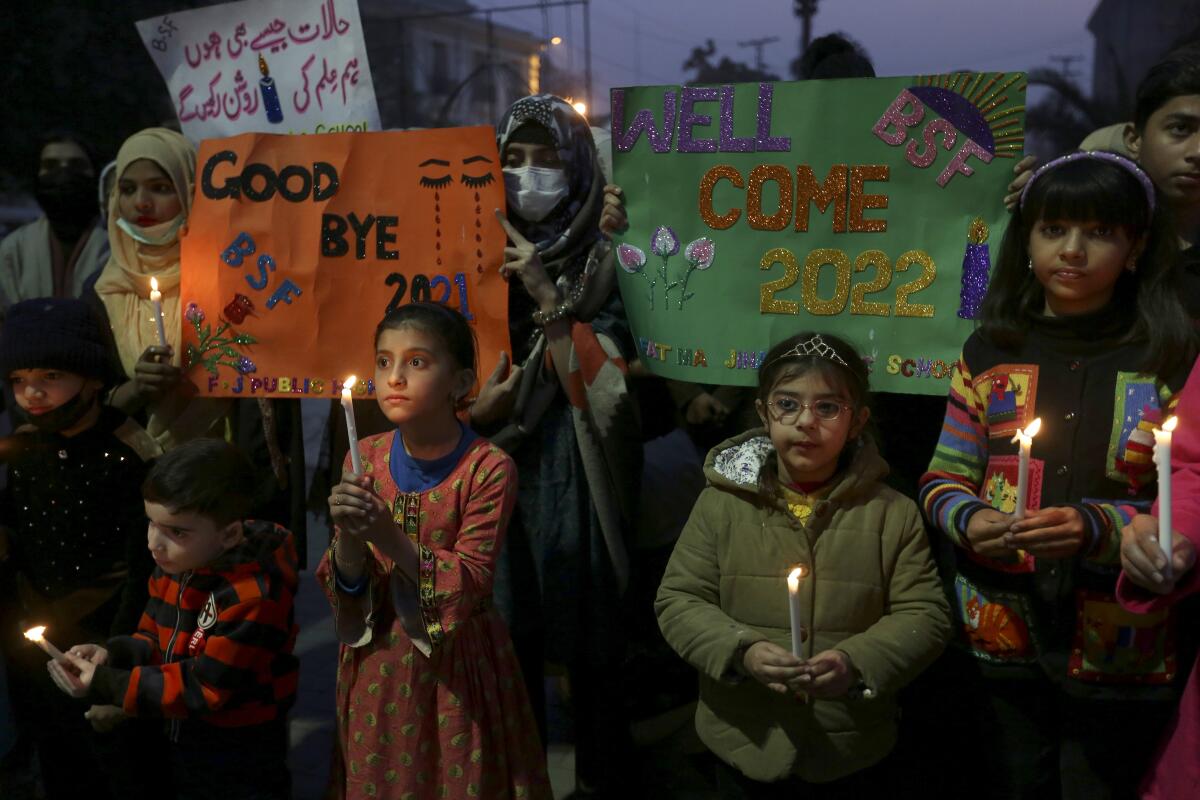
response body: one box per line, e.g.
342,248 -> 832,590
48,438 -> 300,800
0,297 -> 160,800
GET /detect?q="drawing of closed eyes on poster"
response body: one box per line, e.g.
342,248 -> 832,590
460,154 -> 495,274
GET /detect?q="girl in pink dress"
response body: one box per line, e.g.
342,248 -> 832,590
318,302 -> 549,799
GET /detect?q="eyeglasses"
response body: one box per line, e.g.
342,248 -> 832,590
766,397 -> 851,425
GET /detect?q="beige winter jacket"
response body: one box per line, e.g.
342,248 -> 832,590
656,430 -> 951,783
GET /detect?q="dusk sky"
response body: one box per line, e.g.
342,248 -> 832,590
477,0 -> 1100,109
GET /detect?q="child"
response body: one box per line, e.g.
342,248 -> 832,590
0,297 -> 158,800
920,151 -> 1197,799
320,303 -> 549,799
656,331 -> 950,796
46,438 -> 299,799
1117,355 -> 1200,800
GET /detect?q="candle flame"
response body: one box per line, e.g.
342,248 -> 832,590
1163,416 -> 1178,433
1024,417 -> 1042,437
787,565 -> 805,591
150,276 -> 159,292
24,626 -> 46,642
342,375 -> 357,396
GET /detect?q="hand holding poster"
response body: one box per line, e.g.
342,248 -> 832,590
136,0 -> 381,141
611,73 -> 1026,395
179,127 -> 509,398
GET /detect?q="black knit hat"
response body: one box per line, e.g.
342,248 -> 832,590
0,298 -> 118,385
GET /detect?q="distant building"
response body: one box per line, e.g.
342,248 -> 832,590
1088,0 -> 1200,113
359,0 -> 543,128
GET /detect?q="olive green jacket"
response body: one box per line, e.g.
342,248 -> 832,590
655,430 -> 951,783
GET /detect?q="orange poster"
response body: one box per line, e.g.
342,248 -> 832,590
180,127 -> 508,398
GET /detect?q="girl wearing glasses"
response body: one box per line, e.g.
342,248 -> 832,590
656,331 -> 951,798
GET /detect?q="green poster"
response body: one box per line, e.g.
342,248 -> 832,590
610,73 -> 1025,395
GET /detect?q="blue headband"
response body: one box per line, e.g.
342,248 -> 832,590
1019,150 -> 1157,213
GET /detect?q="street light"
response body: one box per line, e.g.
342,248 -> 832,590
550,35 -> 563,45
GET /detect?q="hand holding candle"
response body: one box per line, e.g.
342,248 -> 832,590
1010,417 -> 1042,520
149,276 -> 167,348
342,375 -> 363,476
1153,416 -> 1177,580
24,626 -> 67,663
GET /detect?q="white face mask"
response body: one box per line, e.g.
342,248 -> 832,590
116,214 -> 185,246
503,166 -> 569,223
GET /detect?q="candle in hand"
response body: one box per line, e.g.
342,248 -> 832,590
149,276 -> 167,348
341,375 -> 363,476
787,566 -> 805,658
24,626 -> 67,663
1011,417 -> 1042,520
1154,416 -> 1177,579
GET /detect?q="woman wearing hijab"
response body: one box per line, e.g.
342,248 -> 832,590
471,95 -> 642,799
86,127 -> 306,557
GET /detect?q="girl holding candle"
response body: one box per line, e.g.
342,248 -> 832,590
919,151 -> 1197,800
0,298 -> 163,800
319,302 -> 549,800
656,331 -> 950,796
84,127 -> 307,554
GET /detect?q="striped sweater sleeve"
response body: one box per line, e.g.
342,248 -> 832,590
91,593 -> 293,720
919,352 -> 992,547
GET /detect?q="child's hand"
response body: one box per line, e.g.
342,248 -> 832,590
84,704 -> 126,733
796,649 -> 859,699
329,474 -> 395,546
742,641 -> 806,695
1121,513 -> 1197,593
46,651 -> 96,699
1007,506 -> 1085,558
67,644 -> 109,665
1003,155 -> 1038,211
965,508 -> 1012,559
599,184 -> 628,235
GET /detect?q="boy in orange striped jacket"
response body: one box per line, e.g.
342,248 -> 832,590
47,439 -> 299,800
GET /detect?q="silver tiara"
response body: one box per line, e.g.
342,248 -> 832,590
768,334 -> 848,367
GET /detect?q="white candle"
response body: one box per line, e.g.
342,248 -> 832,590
1011,417 -> 1042,520
341,375 -> 363,476
149,277 -> 167,347
1154,416 -> 1177,579
787,566 -> 805,658
24,626 -> 67,662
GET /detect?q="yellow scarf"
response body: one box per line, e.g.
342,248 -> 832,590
93,128 -> 229,448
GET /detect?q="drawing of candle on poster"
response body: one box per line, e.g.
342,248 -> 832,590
135,0 -> 382,141
610,74 -> 1025,396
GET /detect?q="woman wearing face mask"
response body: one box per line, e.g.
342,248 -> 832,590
472,95 -> 642,799
0,132 -> 110,313
84,128 -> 307,555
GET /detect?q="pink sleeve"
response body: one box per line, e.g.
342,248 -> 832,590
1117,363 -> 1200,612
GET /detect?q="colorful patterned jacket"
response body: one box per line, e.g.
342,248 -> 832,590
88,521 -> 299,732
919,308 -> 1188,695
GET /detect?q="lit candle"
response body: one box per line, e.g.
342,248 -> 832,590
24,626 -> 67,663
1011,417 -> 1042,520
341,375 -> 363,476
1154,416 -> 1177,579
787,565 -> 805,658
149,276 -> 167,348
